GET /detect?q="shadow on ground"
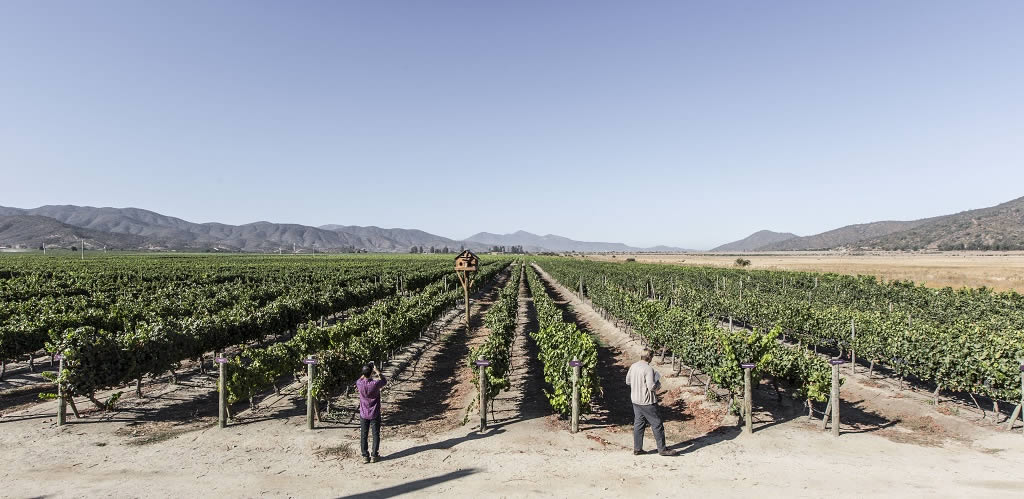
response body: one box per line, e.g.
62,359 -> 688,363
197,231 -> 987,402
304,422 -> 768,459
338,468 -> 479,499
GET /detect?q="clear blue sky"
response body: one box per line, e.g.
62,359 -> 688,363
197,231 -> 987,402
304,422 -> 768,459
3,1 -> 1022,249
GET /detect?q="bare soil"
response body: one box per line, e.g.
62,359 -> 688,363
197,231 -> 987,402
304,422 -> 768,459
1,266 -> 1022,498
585,251 -> 1024,291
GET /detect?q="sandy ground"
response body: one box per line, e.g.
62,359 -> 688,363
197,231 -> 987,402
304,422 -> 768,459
584,251 -> 1024,291
2,266 -> 1023,498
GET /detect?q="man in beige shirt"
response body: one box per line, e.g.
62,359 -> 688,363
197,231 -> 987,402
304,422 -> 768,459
625,348 -> 674,456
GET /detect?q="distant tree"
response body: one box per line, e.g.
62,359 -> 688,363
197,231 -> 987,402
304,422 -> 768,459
39,245 -> 44,251
71,246 -> 78,252
443,246 -> 450,254
735,258 -> 751,267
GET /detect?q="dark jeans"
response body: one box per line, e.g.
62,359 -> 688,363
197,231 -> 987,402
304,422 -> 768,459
632,403 -> 666,452
360,416 -> 381,457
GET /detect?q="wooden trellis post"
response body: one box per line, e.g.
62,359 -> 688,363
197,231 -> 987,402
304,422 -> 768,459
56,354 -> 66,426
475,358 -> 490,431
570,359 -> 582,433
821,358 -> 844,437
216,353 -> 228,428
1006,365 -> 1024,435
304,356 -> 318,430
741,363 -> 755,434
850,319 -> 856,373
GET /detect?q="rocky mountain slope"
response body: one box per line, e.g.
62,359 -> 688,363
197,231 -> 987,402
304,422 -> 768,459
712,196 -> 1024,251
711,230 -> 797,252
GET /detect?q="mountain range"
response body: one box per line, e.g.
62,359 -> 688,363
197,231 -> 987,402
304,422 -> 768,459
0,205 -> 687,253
5,195 -> 1022,253
712,195 -> 1024,251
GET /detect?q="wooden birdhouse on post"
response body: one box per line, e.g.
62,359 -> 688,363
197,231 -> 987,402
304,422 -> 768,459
454,250 -> 479,327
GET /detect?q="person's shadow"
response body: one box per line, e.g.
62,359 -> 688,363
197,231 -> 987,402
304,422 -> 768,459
338,468 -> 479,498
664,425 -> 742,455
383,426 -> 506,461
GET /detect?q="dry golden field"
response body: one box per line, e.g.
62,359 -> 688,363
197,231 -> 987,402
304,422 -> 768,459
583,251 -> 1024,292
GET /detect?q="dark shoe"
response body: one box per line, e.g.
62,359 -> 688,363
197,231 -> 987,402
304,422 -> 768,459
658,449 -> 677,457
370,455 -> 379,463
362,456 -> 370,464
633,450 -> 644,455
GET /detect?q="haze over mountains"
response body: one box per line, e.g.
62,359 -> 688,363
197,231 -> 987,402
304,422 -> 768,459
713,195 -> 1024,251
465,231 -> 686,253
0,205 -> 686,253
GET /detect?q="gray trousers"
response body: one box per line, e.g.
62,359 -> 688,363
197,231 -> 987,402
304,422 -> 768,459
632,403 -> 666,452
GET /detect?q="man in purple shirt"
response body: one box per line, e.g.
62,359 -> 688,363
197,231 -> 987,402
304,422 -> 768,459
357,362 -> 387,463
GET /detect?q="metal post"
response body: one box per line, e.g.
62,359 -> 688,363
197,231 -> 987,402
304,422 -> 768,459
306,356 -> 315,430
218,353 -> 227,428
57,355 -> 66,426
571,359 -> 581,433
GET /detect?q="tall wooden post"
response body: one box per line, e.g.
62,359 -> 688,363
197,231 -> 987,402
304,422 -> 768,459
741,363 -> 754,434
57,355 -> 66,426
464,275 -> 471,326
306,356 -> 316,430
570,359 -> 581,433
217,353 -> 227,428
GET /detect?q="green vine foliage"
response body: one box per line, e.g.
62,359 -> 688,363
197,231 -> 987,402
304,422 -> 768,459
542,260 -> 834,402
548,255 -> 1024,401
15,255 -> 504,399
469,262 -> 523,399
233,261 -> 508,403
525,265 -> 600,416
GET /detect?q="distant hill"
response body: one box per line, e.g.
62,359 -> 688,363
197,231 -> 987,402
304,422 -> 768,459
758,220 -> 932,251
747,195 -> 1024,251
860,196 -> 1024,250
0,215 -> 148,249
320,225 -> 484,252
711,230 -> 797,252
464,230 -> 690,253
0,205 -> 685,253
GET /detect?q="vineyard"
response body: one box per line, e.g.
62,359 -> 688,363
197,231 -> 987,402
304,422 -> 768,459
1,252 -> 1023,497
536,257 -> 1024,410
0,254 -> 509,409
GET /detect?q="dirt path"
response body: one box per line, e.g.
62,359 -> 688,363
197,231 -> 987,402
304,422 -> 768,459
364,268 -> 513,437
488,266 -> 548,427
